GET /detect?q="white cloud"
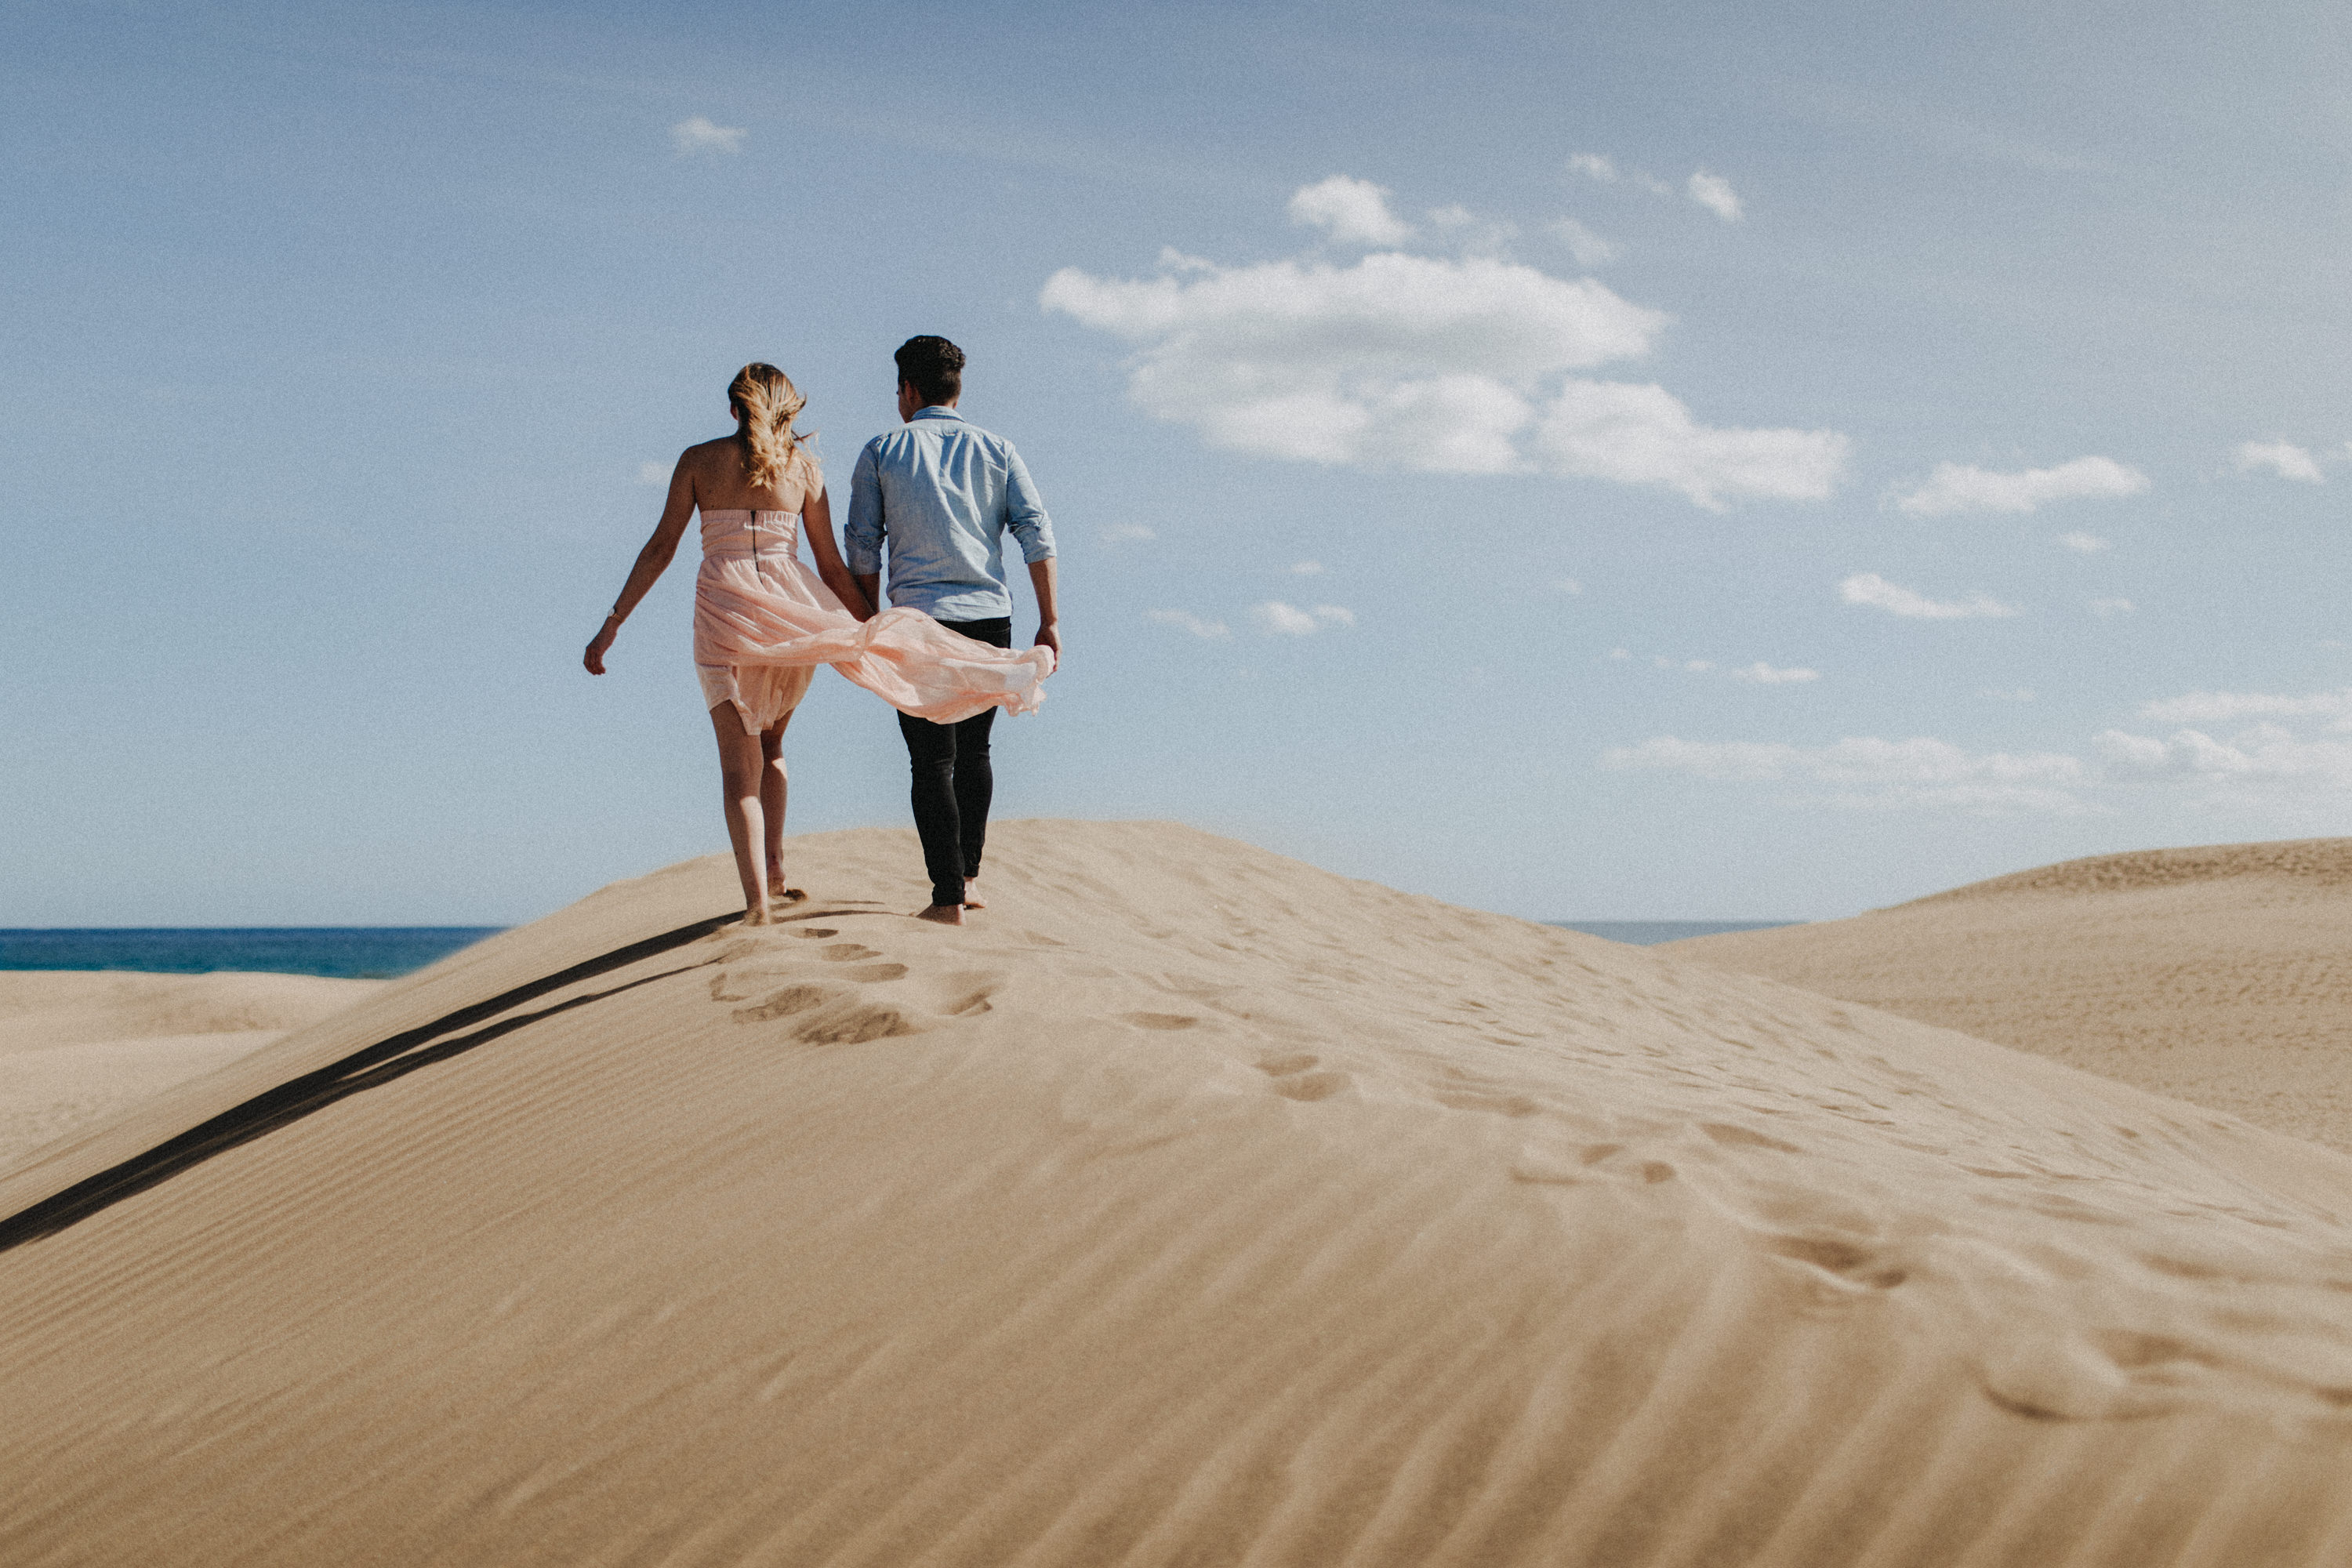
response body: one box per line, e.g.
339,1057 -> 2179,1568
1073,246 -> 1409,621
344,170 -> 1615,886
1548,217 -> 1621,267
2233,439 -> 2325,483
1981,687 -> 2037,702
1604,735 -> 2089,812
1838,572 -> 2020,619
1569,153 -> 1617,183
1252,601 -> 1355,635
1607,647 -> 1632,660
1896,456 -> 2149,516
1553,577 -> 1583,595
2057,531 -> 2110,552
2088,597 -> 2135,618
1042,250 -> 1663,477
2139,688 -> 2352,724
1044,196 -> 1846,508
671,116 -> 746,155
1287,175 -> 1414,246
636,460 -> 669,486
1103,523 -> 1157,543
2096,724 -> 2352,794
1148,608 -> 1228,638
1289,559 -> 1323,575
1530,379 -> 1848,508
1686,170 -> 1742,222
1730,662 -> 1820,684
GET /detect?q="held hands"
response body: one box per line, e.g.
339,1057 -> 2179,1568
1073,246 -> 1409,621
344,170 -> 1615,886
584,615 -> 620,675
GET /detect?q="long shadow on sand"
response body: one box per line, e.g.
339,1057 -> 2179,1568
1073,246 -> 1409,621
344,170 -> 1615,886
0,913 -> 762,1254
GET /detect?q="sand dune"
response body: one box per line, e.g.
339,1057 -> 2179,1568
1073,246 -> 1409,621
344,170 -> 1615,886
0,971 -> 381,1172
5,822 -> 2352,1565
1669,837 -> 2352,1152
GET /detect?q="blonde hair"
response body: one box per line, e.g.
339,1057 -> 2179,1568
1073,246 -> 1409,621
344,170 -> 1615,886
728,362 -> 813,490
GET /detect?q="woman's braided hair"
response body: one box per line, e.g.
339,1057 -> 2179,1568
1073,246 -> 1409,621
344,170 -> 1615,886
728,362 -> 811,491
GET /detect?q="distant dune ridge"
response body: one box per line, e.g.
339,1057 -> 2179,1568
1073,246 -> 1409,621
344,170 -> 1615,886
1671,837 -> 2352,1152
0,970 -> 380,1171
7,822 -> 2352,1564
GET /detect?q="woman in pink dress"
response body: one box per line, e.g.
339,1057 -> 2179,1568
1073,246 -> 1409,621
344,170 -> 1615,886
584,363 -> 1054,924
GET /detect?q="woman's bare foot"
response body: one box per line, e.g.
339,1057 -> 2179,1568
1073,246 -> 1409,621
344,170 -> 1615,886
961,878 -> 986,911
742,903 -> 775,927
768,880 -> 808,905
915,902 -> 967,926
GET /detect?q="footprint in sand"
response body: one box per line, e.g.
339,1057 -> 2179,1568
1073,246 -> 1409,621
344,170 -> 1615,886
1254,1054 -> 1352,1102
817,944 -> 884,962
792,928 -> 839,940
731,982 -> 917,1044
1121,1012 -> 1200,1031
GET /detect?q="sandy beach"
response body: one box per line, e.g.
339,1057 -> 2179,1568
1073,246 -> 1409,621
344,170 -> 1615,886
5,821 -> 2352,1565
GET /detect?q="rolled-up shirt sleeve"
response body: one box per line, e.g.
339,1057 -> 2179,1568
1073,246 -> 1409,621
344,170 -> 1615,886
1001,444 -> 1057,564
844,441 -> 885,575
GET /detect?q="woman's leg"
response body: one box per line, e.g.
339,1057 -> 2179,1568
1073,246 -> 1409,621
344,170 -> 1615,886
709,702 -> 771,924
760,710 -> 804,901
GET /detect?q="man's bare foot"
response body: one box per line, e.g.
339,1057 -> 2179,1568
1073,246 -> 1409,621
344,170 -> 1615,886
742,903 -> 774,927
768,881 -> 808,905
961,879 -> 986,911
914,902 -> 967,926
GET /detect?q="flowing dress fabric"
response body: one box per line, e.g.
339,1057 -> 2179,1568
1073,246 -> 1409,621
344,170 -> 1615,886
692,508 -> 1054,731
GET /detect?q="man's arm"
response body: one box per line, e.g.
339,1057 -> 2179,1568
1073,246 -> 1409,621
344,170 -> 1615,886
1028,557 -> 1060,664
843,441 -> 886,614
1002,445 -> 1059,660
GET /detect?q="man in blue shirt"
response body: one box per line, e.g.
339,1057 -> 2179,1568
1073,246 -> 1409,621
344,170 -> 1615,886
846,336 -> 1062,926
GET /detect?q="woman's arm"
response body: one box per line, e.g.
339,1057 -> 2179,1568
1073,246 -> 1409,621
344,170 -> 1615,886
584,456 -> 695,674
803,485 -> 874,621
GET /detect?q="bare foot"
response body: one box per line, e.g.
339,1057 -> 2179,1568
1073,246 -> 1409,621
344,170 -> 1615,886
961,879 -> 986,911
742,903 -> 774,927
768,882 -> 808,905
914,902 -> 967,926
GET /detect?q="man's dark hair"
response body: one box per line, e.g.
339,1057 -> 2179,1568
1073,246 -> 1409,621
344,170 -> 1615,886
894,335 -> 965,407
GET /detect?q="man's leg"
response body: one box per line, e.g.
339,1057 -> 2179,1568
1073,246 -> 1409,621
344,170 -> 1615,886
952,707 -> 996,885
898,712 -> 967,915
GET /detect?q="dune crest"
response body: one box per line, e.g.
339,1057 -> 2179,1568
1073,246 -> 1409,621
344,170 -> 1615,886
1674,837 -> 2352,1151
5,822 -> 2352,1565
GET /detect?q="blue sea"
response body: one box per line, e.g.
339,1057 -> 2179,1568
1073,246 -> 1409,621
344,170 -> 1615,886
0,928 -> 505,980
1548,920 -> 1795,946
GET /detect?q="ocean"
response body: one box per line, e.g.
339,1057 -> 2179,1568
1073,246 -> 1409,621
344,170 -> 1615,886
0,928 -> 506,981
1547,920 -> 1795,946
0,920 -> 1783,979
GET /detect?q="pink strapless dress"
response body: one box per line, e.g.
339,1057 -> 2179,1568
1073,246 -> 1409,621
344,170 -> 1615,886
692,508 -> 1055,732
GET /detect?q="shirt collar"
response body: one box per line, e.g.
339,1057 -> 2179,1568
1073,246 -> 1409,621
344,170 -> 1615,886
908,405 -> 965,423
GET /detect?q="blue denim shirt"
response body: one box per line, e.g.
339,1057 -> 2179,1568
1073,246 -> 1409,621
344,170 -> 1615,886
843,406 -> 1057,622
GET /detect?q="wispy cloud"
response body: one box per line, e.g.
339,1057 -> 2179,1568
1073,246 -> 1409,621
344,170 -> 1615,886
2232,439 -> 2324,483
1287,175 -> 1414,246
2057,531 -> 2110,552
1253,601 -> 1355,635
1896,456 -> 2148,516
1042,185 -> 1846,508
1981,688 -> 2037,702
1604,735 -> 2089,812
636,460 -> 669,486
1548,217 -> 1621,267
1147,608 -> 1229,638
1686,171 -> 1741,222
2096,724 -> 2352,795
1729,662 -> 1820,684
2088,597 -> 2135,618
1568,153 -> 1617,183
1838,572 -> 2019,619
671,116 -> 746,155
2140,688 -> 2352,724
1552,576 -> 1583,595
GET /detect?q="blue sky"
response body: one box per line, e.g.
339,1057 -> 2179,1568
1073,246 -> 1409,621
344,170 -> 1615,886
6,0 -> 2351,926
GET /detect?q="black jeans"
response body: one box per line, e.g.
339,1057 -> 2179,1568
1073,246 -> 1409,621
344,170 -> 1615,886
899,617 -> 1010,909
